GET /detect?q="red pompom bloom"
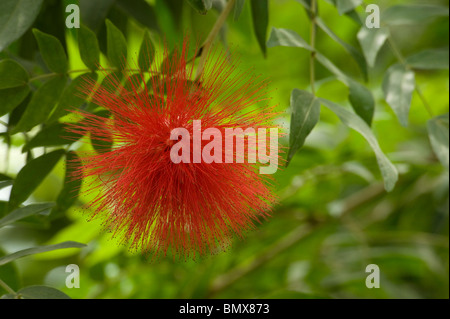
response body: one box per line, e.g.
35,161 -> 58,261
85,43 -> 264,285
68,40 -> 281,260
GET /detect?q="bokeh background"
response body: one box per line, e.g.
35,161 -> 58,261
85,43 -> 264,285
0,0 -> 448,299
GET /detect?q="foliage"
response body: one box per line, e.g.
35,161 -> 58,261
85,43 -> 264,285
0,0 -> 448,299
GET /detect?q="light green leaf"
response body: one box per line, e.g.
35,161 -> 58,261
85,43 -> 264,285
32,29 -> 68,74
17,286 -> 71,299
12,75 -> 67,133
138,31 -> 155,71
0,241 -> 86,266
357,26 -> 390,67
267,27 -> 312,50
78,25 -> 100,70
316,17 -> 367,80
250,0 -> 269,57
8,150 -> 66,209
382,64 -> 415,127
287,89 -> 321,165
106,19 -> 128,69
0,203 -> 55,228
234,0 -> 246,21
427,113 -> 449,170
0,0 -> 44,51
186,0 -> 212,15
0,85 -> 30,117
320,98 -> 398,191
336,0 -> 362,15
383,5 -> 449,26
0,59 -> 29,89
406,49 -> 449,70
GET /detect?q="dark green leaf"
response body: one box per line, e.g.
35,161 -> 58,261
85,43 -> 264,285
0,180 -> 13,190
348,80 -> 375,126
357,26 -> 389,68
116,0 -> 159,31
138,31 -> 155,71
78,25 -> 100,70
186,0 -> 212,15
22,123 -> 81,153
0,203 -> 55,228
234,0 -> 246,21
105,19 -> 128,69
336,0 -> 362,15
0,59 -> 29,89
8,150 -> 66,209
11,75 -> 67,133
0,0 -> 44,51
383,5 -> 449,26
32,29 -> 68,73
79,0 -> 115,31
250,0 -> 269,57
382,64 -> 415,127
89,111 -> 113,154
427,113 -> 449,170
48,72 -> 98,123
0,86 -> 30,117
0,241 -> 86,266
287,89 -> 320,165
406,49 -> 449,70
17,286 -> 71,299
320,98 -> 398,191
56,151 -> 82,212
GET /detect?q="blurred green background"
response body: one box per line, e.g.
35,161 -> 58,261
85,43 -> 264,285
0,0 -> 448,299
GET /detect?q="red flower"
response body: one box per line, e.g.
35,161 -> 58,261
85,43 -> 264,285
68,40 -> 281,260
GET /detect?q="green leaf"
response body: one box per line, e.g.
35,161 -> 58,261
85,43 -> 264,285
0,0 -> 44,51
48,72 -> 98,123
427,113 -> 449,170
116,0 -> 160,31
0,241 -> 86,266
22,123 -> 81,153
186,0 -> 212,15
357,26 -> 390,68
234,0 -> 246,21
0,180 -> 13,190
336,0 -> 362,15
105,19 -> 128,69
0,203 -> 55,228
0,59 -> 29,89
287,89 -> 321,165
78,25 -> 100,70
56,151 -> 82,212
250,0 -> 269,57
0,85 -> 30,117
138,31 -> 155,71
89,111 -> 113,154
348,80 -> 375,126
267,27 -> 313,50
406,49 -> 449,70
321,98 -> 398,192
11,76 -> 67,133
383,5 -> 449,26
316,17 -> 367,80
32,29 -> 68,74
17,286 -> 71,299
8,150 -> 66,209
382,64 -> 415,127
79,0 -> 115,31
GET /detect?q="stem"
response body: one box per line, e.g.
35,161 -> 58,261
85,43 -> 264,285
194,0 -> 236,81
0,278 -> 16,296
309,0 -> 317,95
387,36 -> 434,117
